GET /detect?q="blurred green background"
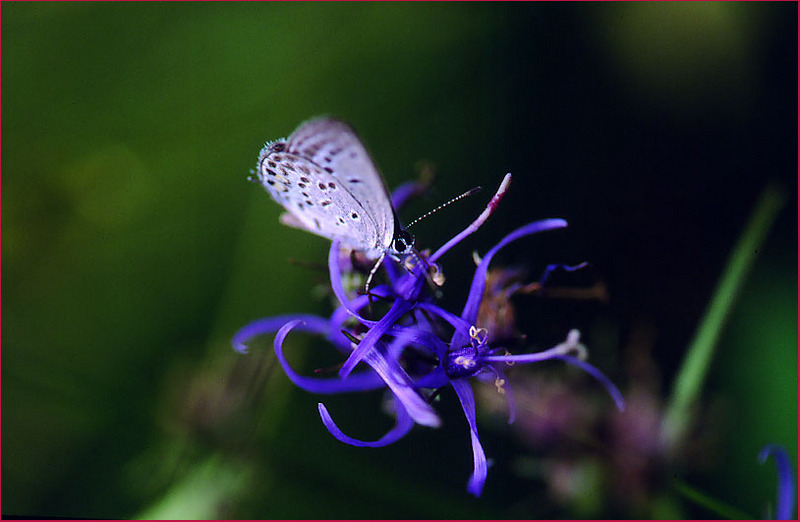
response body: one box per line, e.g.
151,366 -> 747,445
3,3 -> 796,519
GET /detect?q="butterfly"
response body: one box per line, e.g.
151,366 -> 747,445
254,117 -> 415,277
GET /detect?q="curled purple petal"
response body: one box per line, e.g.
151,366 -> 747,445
555,354 -> 626,412
430,173 -> 512,264
382,255 -> 405,286
452,378 -> 488,497
339,298 -> 414,378
328,287 -> 395,338
273,320 -> 386,394
391,261 -> 427,302
391,180 -> 428,210
361,339 -> 441,428
318,396 -> 414,448
482,350 -> 570,364
388,325 -> 451,359
537,262 -> 590,286
329,292 -> 450,359
459,219 -> 569,330
481,329 -> 584,365
328,239 -> 374,324
416,302 -> 472,334
759,444 -> 796,520
233,314 -> 330,353
413,366 -> 450,389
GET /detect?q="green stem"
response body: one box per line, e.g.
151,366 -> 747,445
661,182 -> 787,451
671,477 -> 755,519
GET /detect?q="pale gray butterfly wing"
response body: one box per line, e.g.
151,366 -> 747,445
256,117 -> 397,259
285,118 -> 395,243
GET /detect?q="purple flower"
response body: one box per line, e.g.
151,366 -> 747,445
233,174 -> 624,496
759,444 -> 796,520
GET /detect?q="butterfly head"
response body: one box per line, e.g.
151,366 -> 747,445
392,228 -> 415,256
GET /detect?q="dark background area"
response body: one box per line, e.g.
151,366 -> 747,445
3,3 -> 796,518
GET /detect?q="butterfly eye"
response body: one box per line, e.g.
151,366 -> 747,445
393,230 -> 415,254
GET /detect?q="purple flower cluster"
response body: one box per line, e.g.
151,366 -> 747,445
233,174 -> 624,496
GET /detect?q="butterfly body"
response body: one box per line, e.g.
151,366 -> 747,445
256,118 -> 411,260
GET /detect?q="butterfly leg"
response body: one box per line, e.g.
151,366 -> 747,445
364,250 -> 387,317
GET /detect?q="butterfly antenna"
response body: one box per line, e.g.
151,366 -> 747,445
405,186 -> 482,229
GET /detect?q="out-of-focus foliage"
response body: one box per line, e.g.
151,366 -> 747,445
3,3 -> 795,518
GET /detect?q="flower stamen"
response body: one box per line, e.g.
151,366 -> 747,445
469,325 -> 489,347
454,355 -> 478,370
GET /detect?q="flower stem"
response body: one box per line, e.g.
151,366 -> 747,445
670,477 -> 754,519
661,182 -> 787,451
